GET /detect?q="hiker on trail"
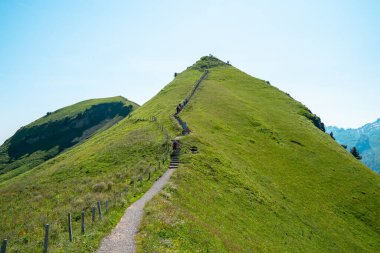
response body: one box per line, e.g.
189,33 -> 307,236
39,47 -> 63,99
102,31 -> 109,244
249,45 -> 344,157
184,98 -> 188,105
182,122 -> 188,132
172,140 -> 178,151
176,105 -> 180,114
176,103 -> 182,113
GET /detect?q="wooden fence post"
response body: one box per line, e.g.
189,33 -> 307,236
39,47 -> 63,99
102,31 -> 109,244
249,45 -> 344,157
43,224 -> 49,253
148,171 -> 151,181
97,201 -> 102,220
105,200 -> 109,213
92,207 -> 96,222
81,211 -> 85,234
68,213 -> 73,242
1,239 -> 7,253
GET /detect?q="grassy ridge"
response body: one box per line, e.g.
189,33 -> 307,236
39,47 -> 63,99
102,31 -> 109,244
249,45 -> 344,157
28,96 -> 137,127
136,60 -> 380,252
0,96 -> 137,183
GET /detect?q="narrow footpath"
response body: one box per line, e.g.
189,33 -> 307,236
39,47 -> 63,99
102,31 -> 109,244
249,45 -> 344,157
96,70 -> 208,253
96,161 -> 178,253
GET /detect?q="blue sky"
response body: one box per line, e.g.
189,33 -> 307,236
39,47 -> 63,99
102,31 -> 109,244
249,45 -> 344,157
1,0 -> 379,144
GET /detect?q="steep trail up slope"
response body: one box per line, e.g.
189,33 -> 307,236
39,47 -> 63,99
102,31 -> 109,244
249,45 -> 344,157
136,58 -> 380,252
96,70 -> 208,252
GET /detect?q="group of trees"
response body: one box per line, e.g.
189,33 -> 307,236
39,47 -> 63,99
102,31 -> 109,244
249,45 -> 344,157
350,146 -> 362,160
330,131 -> 362,160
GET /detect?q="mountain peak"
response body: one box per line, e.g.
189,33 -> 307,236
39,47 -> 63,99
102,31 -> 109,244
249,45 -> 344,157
188,55 -> 229,70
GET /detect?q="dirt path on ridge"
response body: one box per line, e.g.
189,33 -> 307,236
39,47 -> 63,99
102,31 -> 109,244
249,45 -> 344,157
96,70 -> 208,253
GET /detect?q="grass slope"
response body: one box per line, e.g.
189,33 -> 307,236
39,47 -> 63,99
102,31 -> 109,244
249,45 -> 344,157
0,110 -> 169,251
136,57 -> 380,252
0,96 -> 137,182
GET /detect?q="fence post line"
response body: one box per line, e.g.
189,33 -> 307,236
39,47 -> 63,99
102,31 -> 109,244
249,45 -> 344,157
81,211 -> 85,234
68,213 -> 73,242
105,200 -> 109,213
1,239 -> 7,253
92,207 -> 96,222
43,224 -> 49,253
97,201 -> 102,220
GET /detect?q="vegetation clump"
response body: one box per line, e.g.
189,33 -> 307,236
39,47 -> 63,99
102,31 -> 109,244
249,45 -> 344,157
299,106 -> 326,132
189,55 -> 228,70
350,146 -> 362,160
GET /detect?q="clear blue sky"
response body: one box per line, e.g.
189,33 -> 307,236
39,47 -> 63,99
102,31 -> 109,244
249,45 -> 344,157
1,0 -> 379,144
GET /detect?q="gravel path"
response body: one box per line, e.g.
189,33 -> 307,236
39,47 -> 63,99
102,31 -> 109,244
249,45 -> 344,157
96,71 -> 207,253
96,168 -> 176,253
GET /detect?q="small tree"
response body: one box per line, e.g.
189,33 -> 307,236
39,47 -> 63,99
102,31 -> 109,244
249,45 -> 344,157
341,144 -> 347,149
329,132 -> 335,140
350,146 -> 362,160
174,72 -> 178,78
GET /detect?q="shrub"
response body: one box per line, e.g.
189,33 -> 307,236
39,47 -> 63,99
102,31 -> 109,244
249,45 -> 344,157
93,182 -> 107,192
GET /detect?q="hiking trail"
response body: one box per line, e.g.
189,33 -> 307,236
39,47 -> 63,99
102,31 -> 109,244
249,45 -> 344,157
96,70 -> 208,253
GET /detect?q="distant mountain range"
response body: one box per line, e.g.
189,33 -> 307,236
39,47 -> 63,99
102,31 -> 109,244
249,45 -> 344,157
327,118 -> 380,173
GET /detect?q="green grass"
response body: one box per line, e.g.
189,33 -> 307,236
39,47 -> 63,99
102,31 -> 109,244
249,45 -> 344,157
136,59 -> 380,252
0,116 -> 171,252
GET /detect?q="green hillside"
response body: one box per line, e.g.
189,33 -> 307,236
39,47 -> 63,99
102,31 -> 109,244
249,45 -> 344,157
0,115 -> 170,252
0,96 -> 137,182
0,56 -> 378,252
135,57 -> 380,252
